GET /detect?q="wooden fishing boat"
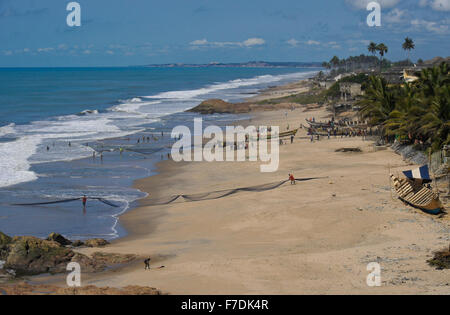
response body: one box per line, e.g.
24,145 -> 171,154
390,173 -> 443,215
254,128 -> 298,141
305,119 -> 330,128
278,128 -> 298,138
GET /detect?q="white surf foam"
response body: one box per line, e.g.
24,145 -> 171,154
0,123 -> 16,137
0,136 -> 40,187
0,70 -> 317,188
112,100 -> 162,114
144,71 -> 316,100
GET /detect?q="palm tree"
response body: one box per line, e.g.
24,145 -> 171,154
368,42 -> 377,56
402,37 -> 415,64
358,76 -> 397,125
322,62 -> 331,69
367,42 -> 378,69
330,56 -> 340,69
416,63 -> 450,150
376,43 -> 388,73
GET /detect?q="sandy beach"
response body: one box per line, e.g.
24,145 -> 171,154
68,93 -> 450,294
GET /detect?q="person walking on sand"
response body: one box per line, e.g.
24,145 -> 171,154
144,258 -> 151,270
289,174 -> 296,185
290,135 -> 294,144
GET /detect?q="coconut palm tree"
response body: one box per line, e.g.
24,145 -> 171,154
402,37 -> 415,64
322,62 -> 331,69
376,43 -> 388,73
330,56 -> 340,69
361,62 -> 449,151
368,42 -> 377,56
358,76 -> 397,125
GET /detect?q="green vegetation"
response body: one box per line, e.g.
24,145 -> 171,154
325,74 -> 371,99
325,55 -> 383,76
258,90 -> 328,105
358,62 -> 449,152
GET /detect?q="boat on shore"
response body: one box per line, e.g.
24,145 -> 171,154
390,165 -> 444,215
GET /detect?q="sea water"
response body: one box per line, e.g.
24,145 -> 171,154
0,67 -> 319,240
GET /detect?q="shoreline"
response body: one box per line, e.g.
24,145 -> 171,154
4,74 -> 449,294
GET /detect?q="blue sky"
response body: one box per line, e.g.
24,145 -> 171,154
0,0 -> 449,66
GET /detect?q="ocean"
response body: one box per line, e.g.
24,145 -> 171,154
0,66 -> 319,240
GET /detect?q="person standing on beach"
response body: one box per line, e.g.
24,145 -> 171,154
289,174 -> 296,185
290,135 -> 294,144
144,258 -> 151,270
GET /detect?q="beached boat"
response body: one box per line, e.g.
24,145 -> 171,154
256,128 -> 298,141
305,119 -> 330,128
390,165 -> 443,215
278,129 -> 298,138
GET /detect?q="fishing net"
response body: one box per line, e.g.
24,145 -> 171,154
11,197 -> 120,207
10,177 -> 326,208
139,177 -> 326,206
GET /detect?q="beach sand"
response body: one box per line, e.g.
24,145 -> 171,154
71,105 -> 450,295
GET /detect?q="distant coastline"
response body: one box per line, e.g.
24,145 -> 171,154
142,61 -> 323,68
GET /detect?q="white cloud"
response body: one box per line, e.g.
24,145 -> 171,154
190,39 -> 208,46
105,50 -> 114,55
189,38 -> 265,48
37,47 -> 54,53
82,49 -> 91,55
243,37 -> 265,46
411,18 -> 449,33
384,8 -> 407,23
3,50 -> 13,56
345,0 -> 400,9
420,0 -> 450,11
306,40 -> 321,45
287,39 -> 300,47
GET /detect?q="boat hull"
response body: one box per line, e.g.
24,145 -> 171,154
390,174 -> 444,215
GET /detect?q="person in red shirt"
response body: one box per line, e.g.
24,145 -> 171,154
289,174 -> 295,185
82,195 -> 87,211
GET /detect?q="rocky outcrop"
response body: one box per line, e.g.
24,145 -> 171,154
84,238 -> 109,248
188,99 -> 251,114
71,240 -> 84,247
0,282 -> 162,295
5,236 -> 76,276
46,233 -> 72,246
0,232 -> 130,277
391,142 -> 428,165
0,232 -> 11,260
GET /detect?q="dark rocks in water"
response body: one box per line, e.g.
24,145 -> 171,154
84,238 -> 109,248
188,99 -> 251,114
46,233 -> 72,246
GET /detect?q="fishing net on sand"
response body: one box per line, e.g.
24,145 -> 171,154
139,177 -> 326,206
9,178 -> 326,208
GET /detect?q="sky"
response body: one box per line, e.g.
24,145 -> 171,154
0,0 -> 449,67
